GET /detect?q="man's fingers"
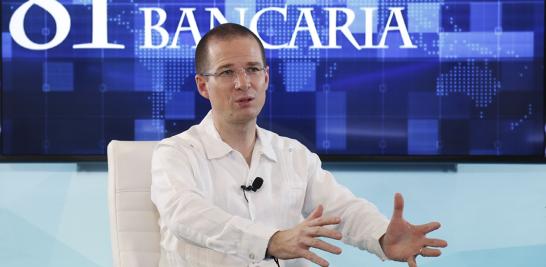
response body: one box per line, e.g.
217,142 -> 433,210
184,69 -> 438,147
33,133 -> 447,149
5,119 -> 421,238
420,247 -> 442,257
305,204 -> 324,222
305,226 -> 342,240
407,255 -> 417,267
418,221 -> 441,234
299,249 -> 330,267
392,193 -> 404,220
307,216 -> 341,227
425,238 -> 448,248
303,237 -> 342,255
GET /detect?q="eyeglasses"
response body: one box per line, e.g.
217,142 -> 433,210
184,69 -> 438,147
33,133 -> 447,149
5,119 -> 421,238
201,66 -> 266,82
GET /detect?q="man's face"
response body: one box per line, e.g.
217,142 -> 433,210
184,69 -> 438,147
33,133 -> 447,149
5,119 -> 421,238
195,36 -> 269,125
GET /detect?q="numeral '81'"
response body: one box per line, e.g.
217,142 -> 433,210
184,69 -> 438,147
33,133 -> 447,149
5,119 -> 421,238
9,0 -> 124,50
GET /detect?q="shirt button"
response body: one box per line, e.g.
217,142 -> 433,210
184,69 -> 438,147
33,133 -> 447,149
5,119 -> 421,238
249,253 -> 255,260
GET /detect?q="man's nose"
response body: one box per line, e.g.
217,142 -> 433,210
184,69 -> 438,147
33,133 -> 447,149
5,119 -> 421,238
233,69 -> 250,90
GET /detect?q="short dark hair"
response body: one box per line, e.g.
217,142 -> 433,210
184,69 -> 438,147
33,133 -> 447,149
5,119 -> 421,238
195,23 -> 266,74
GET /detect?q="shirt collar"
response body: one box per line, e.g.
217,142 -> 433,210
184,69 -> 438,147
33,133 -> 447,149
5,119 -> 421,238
199,110 -> 277,162
256,125 -> 278,162
199,111 -> 232,159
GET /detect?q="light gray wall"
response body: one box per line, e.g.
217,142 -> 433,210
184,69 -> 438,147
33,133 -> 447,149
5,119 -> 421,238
1,163 -> 545,267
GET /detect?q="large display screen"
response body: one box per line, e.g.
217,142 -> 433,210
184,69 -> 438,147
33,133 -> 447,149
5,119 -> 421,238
1,0 -> 545,162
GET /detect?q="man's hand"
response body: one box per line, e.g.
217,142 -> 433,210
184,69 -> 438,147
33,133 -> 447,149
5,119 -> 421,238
380,193 -> 448,267
266,204 -> 343,266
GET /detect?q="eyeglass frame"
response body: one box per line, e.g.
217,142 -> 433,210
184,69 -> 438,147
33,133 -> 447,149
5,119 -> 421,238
199,66 -> 268,82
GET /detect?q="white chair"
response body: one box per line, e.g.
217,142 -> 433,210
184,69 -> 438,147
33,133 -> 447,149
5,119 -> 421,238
107,140 -> 160,267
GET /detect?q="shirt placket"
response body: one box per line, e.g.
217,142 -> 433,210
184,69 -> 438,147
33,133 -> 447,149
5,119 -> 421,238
245,145 -> 264,222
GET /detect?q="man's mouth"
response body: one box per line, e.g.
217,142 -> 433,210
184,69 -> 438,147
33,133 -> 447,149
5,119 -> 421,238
236,97 -> 254,103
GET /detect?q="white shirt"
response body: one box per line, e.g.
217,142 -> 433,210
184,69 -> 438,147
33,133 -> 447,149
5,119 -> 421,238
151,111 -> 390,267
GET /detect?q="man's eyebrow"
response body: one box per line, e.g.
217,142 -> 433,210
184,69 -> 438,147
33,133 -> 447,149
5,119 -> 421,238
215,62 -> 262,70
215,63 -> 234,70
246,62 -> 263,66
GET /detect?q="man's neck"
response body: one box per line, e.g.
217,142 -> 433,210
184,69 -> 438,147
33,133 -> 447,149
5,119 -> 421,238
212,114 -> 257,166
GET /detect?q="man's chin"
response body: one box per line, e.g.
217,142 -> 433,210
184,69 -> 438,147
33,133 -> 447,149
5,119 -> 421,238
231,109 -> 261,123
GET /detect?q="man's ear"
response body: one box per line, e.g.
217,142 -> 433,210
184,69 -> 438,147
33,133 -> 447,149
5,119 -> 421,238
195,75 -> 210,99
264,65 -> 270,89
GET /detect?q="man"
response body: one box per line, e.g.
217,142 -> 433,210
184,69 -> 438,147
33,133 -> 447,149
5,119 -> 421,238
151,23 -> 447,267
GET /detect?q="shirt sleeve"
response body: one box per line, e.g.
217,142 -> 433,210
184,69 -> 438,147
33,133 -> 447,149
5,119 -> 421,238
301,150 -> 390,261
150,142 -> 279,263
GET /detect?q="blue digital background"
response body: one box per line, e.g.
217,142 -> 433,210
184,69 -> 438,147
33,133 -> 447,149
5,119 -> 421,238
1,0 -> 544,158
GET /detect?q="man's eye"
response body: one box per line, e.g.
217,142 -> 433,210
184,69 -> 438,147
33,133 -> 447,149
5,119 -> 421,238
219,70 -> 234,77
246,67 -> 261,73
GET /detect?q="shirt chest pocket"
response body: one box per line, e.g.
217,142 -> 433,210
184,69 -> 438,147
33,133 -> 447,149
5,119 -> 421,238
284,181 -> 307,217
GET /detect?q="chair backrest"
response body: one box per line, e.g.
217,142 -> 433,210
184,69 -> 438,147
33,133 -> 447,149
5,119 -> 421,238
107,140 -> 160,267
